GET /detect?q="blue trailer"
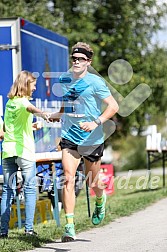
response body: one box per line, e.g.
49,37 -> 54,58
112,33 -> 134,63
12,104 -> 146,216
0,20 -> 91,225
0,17 -> 69,177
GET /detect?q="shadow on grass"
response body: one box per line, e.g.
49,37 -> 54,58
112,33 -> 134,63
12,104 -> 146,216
16,233 -> 55,248
15,235 -> 91,252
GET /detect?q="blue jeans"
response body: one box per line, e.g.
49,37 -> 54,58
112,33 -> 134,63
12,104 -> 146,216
1,157 -> 37,234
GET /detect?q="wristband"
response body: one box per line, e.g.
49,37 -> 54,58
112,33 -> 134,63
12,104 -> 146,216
94,118 -> 102,126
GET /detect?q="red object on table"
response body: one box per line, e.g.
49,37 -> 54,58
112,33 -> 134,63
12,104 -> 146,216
90,164 -> 114,196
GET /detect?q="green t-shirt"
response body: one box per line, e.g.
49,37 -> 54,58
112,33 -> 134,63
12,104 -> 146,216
2,97 -> 35,161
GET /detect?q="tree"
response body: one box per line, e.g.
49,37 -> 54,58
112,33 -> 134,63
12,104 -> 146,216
50,0 -> 167,137
0,0 -> 56,31
91,0 -> 167,136
93,0 -> 167,73
1,0 -> 167,137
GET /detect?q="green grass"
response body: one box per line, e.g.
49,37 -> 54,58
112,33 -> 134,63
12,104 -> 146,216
1,174 -> 167,252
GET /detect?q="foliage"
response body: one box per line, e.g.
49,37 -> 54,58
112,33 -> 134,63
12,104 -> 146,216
1,0 -> 167,137
51,0 -> 167,136
0,0 -> 55,29
116,135 -> 147,171
117,47 -> 167,137
93,0 -> 167,72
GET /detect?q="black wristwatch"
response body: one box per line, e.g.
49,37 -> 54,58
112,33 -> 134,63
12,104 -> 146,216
94,118 -> 102,126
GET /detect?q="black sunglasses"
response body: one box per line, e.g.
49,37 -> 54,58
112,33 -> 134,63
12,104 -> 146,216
71,56 -> 89,63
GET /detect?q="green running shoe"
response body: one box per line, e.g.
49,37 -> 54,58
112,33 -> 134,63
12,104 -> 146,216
61,223 -> 76,242
92,194 -> 106,225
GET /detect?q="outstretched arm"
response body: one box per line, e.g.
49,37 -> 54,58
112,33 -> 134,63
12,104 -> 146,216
49,103 -> 65,122
26,104 -> 50,121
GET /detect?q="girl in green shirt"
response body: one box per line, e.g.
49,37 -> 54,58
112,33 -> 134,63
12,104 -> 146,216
0,70 -> 49,238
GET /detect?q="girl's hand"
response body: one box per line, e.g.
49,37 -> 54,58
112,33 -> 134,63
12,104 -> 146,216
0,130 -> 4,140
32,121 -> 42,130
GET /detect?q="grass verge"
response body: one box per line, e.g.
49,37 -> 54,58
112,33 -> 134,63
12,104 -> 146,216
0,174 -> 167,252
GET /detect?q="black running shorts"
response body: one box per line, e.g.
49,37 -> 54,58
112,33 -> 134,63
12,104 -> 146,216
59,138 -> 104,162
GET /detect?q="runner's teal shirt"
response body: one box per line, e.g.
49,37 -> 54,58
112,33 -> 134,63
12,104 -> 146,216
60,72 -> 111,146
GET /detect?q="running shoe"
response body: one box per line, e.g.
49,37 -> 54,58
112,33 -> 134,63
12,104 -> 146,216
92,193 -> 106,225
0,233 -> 8,239
25,230 -> 37,236
61,223 -> 76,242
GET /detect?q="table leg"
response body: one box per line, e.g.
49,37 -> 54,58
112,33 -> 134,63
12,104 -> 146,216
86,183 -> 91,217
162,152 -> 165,187
51,163 -> 60,226
16,175 -> 22,229
147,151 -> 151,189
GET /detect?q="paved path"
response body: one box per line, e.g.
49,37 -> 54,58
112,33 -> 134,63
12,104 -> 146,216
25,197 -> 167,252
115,167 -> 167,177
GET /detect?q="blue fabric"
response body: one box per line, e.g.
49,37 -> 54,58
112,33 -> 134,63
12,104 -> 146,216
60,72 -> 111,145
1,157 -> 36,233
